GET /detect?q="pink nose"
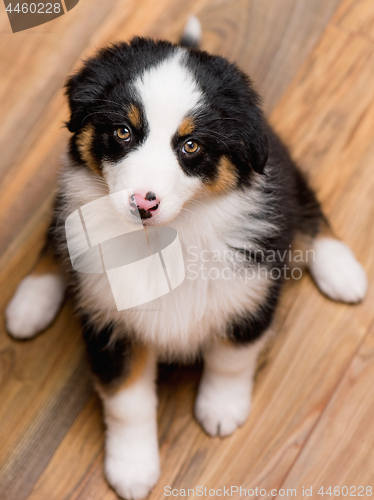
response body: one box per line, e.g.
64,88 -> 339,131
129,192 -> 160,218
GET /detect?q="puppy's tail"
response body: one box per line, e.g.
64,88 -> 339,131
180,15 -> 202,49
308,222 -> 367,304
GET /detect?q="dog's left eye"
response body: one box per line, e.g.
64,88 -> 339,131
182,140 -> 200,155
114,126 -> 131,141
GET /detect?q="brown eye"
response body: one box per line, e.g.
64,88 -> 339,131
115,126 -> 131,141
183,140 -> 199,154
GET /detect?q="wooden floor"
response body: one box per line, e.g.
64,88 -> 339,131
1,0 -> 374,498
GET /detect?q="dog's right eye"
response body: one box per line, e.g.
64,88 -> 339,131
182,140 -> 200,155
114,126 -> 131,141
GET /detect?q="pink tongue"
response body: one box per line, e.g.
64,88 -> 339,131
133,193 -> 158,211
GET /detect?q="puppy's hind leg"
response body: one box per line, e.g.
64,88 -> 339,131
308,221 -> 367,303
5,245 -> 65,339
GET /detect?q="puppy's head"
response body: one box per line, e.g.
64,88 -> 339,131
65,38 -> 268,225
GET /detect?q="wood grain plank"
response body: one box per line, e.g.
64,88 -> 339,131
270,24 -> 374,218
278,319 -> 374,497
2,0 -> 374,498
26,396 -> 103,500
333,0 -> 374,38
269,6 -> 374,480
0,360 -> 91,500
0,304 -> 91,500
0,0 -> 124,179
199,0 -> 342,112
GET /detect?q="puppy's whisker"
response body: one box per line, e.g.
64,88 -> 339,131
180,207 -> 196,217
188,199 -> 211,210
80,110 -> 129,126
175,211 -> 190,223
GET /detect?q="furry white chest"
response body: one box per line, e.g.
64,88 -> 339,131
61,166 -> 274,358
76,205 -> 269,359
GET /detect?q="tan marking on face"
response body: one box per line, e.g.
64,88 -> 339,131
128,104 -> 141,128
206,156 -> 238,193
76,125 -> 101,176
178,116 -> 194,137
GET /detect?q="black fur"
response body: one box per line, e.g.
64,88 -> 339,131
81,316 -> 133,387
227,282 -> 281,343
65,39 -> 177,169
59,37 -> 323,353
65,38 -> 176,133
223,126 -> 322,319
182,49 -> 269,178
65,38 -> 268,183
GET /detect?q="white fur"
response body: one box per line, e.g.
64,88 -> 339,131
309,237 -> 367,303
60,164 -> 276,359
104,51 -> 204,226
6,274 -> 65,339
195,333 -> 269,437
99,351 -> 159,500
56,54 -> 278,359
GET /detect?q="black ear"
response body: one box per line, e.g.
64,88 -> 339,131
231,110 -> 269,177
65,75 -> 85,133
64,44 -> 127,133
234,69 -> 269,175
223,73 -> 269,176
65,67 -> 106,133
244,117 -> 269,175
64,38 -> 167,133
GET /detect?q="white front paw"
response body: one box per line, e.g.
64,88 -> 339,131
105,437 -> 160,500
6,274 -> 65,339
195,377 -> 251,437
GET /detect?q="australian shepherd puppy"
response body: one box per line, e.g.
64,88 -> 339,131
6,18 -> 367,500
